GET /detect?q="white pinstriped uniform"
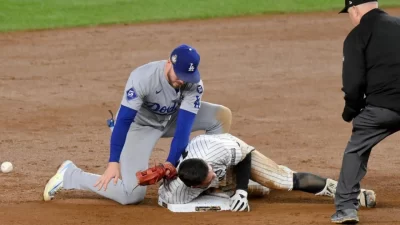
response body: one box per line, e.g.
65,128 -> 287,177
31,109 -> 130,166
158,133 -> 245,204
158,133 -> 294,204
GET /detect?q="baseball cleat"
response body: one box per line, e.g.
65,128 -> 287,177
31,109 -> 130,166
331,209 -> 359,224
43,160 -> 75,201
358,189 -> 376,208
315,178 -> 337,198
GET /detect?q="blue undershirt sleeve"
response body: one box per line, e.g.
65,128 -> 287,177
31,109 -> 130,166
109,105 -> 137,162
166,109 -> 196,166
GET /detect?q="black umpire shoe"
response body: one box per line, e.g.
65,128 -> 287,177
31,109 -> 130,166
331,209 -> 359,224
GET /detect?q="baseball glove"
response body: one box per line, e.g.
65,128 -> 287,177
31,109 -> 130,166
136,162 -> 177,186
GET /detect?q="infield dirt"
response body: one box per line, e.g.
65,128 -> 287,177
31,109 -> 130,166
1,9 -> 400,225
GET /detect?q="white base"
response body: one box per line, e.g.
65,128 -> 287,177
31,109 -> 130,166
158,195 -> 231,213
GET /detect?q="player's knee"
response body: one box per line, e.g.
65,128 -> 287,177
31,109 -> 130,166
118,193 -> 145,205
216,105 -> 232,133
116,184 -> 146,205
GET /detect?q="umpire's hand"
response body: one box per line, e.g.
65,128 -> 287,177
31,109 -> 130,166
342,105 -> 362,122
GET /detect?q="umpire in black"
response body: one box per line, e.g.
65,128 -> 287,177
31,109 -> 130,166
332,0 -> 400,224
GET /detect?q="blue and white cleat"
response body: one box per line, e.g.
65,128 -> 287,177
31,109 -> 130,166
43,160 -> 75,201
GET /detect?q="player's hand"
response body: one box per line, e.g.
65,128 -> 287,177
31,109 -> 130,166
229,189 -> 250,212
163,162 -> 177,179
94,162 -> 120,191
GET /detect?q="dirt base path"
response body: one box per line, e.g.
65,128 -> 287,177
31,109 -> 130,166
1,9 -> 400,225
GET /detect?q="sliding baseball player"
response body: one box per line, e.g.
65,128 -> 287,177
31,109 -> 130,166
158,133 -> 377,211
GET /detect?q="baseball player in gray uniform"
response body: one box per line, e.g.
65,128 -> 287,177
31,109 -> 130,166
43,44 -> 232,205
158,133 -> 377,211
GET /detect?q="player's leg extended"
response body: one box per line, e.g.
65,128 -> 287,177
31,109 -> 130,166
250,150 -> 338,193
250,150 -> 294,190
335,106 -> 400,211
251,150 -> 337,193
249,149 -> 376,207
291,172 -> 376,208
59,124 -> 163,205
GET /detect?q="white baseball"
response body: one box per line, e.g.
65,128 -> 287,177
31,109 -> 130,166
1,162 -> 13,173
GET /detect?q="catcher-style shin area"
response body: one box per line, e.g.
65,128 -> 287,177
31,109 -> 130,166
158,180 -> 270,212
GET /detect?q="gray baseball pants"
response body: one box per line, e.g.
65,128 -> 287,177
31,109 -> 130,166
335,105 -> 400,210
62,101 -> 231,205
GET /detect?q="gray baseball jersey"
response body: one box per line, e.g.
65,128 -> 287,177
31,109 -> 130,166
121,60 -> 204,127
158,133 -> 252,204
61,60 -> 236,206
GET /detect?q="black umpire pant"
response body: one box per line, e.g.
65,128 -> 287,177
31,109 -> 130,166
335,105 -> 400,210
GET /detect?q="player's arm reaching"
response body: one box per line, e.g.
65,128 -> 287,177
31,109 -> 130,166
166,109 -> 196,166
217,139 -> 252,212
94,72 -> 146,191
230,153 -> 252,211
166,82 -> 204,166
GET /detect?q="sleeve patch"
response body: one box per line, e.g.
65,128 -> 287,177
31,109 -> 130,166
197,85 -> 203,94
126,87 -> 138,101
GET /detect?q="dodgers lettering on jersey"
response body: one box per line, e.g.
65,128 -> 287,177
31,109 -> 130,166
120,60 -> 204,127
158,133 -> 249,204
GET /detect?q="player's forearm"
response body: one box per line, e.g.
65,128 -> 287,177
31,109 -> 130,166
234,152 -> 252,191
166,109 -> 196,166
109,105 -> 137,162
